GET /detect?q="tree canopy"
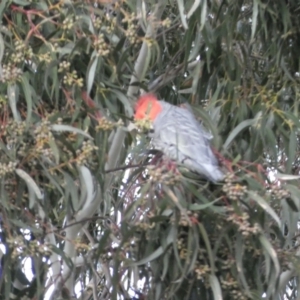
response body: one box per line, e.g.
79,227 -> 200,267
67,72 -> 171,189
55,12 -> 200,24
1,0 -> 300,299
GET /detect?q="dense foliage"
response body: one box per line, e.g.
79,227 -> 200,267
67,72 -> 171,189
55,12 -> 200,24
1,0 -> 300,299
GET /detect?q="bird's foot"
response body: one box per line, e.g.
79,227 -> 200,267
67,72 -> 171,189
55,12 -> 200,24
160,157 -> 180,175
170,161 -> 181,174
150,154 -> 180,175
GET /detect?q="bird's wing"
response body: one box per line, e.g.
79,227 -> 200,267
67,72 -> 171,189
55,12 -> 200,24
153,104 -> 219,166
179,103 -> 213,140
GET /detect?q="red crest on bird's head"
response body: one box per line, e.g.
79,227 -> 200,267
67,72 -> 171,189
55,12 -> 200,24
134,93 -> 162,121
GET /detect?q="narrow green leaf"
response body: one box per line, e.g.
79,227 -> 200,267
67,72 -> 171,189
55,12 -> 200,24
177,0 -> 188,29
259,235 -> 280,279
42,59 -> 58,101
247,191 -> 281,228
224,119 -> 255,149
2,253 -> 12,299
132,227 -> 175,266
78,165 -> 94,209
40,162 -> 64,196
50,244 -> 74,269
191,61 -> 202,96
198,223 -> 215,272
161,247 -> 171,280
86,54 -> 98,95
187,227 -> 200,274
0,33 -> 4,63
286,130 -> 296,173
12,0 -> 30,5
16,168 -> 43,208
0,0 -> 9,21
251,0 -> 259,42
15,168 -> 43,200
70,37 -> 91,58
20,75 -> 33,124
187,0 -> 201,19
110,89 -> 133,116
48,138 -> 60,164
140,43 -> 152,82
63,171 -> 79,211
188,199 -> 219,211
7,84 -> 21,121
264,127 -> 277,158
135,245 -> 164,266
286,184 -> 300,211
51,124 -> 93,139
235,234 -> 251,295
200,0 -> 207,30
188,32 -> 203,61
209,275 -> 223,300
280,57 -> 295,81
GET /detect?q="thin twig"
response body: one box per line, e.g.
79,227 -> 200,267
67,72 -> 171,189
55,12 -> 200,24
105,163 -> 149,173
148,60 -> 199,92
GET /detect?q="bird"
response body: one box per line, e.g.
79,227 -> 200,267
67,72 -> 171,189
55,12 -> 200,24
134,93 -> 224,182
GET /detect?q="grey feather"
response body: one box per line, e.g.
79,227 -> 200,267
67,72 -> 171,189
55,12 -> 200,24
150,101 -> 224,182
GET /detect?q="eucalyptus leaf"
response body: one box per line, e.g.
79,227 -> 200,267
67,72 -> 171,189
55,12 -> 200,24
15,169 -> 43,200
248,191 -> 281,228
51,124 -> 93,139
223,119 -> 256,149
7,84 -> 21,121
86,54 -> 98,95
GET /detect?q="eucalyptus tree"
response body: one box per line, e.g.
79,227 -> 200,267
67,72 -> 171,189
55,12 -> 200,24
0,0 -> 300,299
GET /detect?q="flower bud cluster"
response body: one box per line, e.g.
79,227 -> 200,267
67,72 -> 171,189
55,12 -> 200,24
162,18 -> 172,28
0,161 -> 18,177
135,118 -> 152,131
1,121 -> 27,146
269,184 -> 290,200
8,237 -> 52,260
147,165 -> 181,185
136,221 -> 155,231
34,120 -> 52,141
222,174 -> 247,200
28,240 -> 52,256
122,12 -> 140,45
93,34 -> 111,57
93,15 -> 117,34
58,61 -> 71,73
62,16 -> 76,30
96,118 -> 123,131
220,257 -> 236,270
220,276 -> 247,300
33,119 -> 55,157
75,240 -> 90,254
194,264 -> 210,280
76,140 -> 99,165
178,210 -> 198,227
93,17 -> 102,29
62,70 -> 84,87
58,61 -> 83,87
0,63 -> 23,83
220,276 -> 238,289
38,51 -> 52,63
226,207 -> 261,237
126,23 -> 139,45
10,40 -> 33,64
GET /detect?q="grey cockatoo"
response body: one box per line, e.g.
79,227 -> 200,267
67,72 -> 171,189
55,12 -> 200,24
134,93 -> 224,182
